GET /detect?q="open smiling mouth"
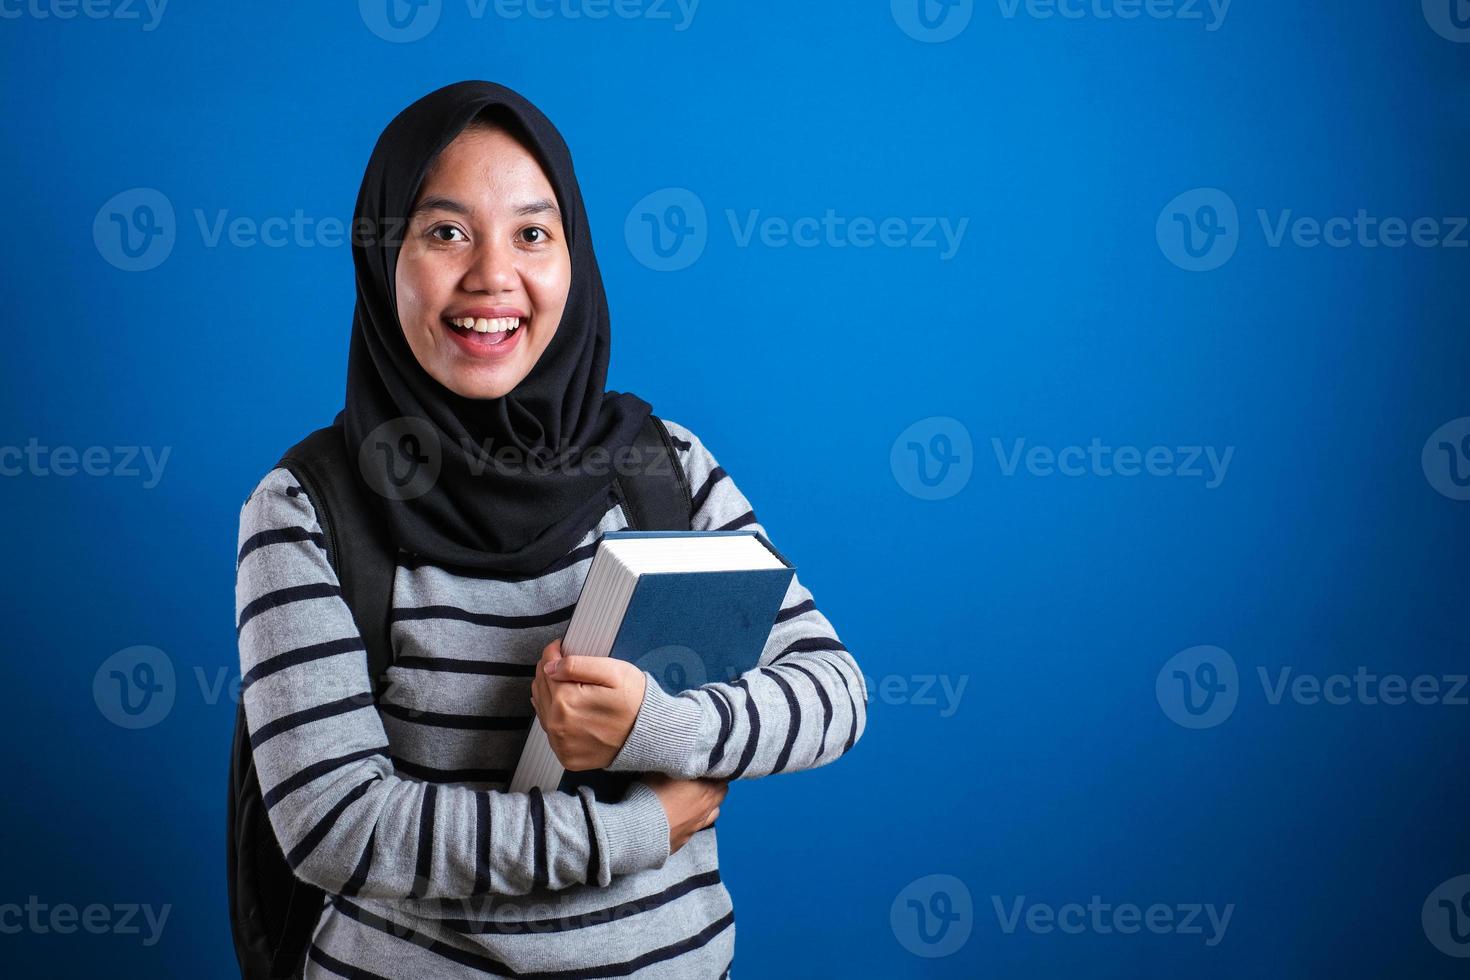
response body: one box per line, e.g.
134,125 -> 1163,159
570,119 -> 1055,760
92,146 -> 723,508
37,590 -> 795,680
444,315 -> 524,349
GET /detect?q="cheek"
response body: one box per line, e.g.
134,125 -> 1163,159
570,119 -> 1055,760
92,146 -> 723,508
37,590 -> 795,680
394,261 -> 422,326
525,256 -> 572,322
395,253 -> 449,328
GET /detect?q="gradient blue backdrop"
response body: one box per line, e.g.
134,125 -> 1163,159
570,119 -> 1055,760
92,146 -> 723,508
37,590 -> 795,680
1,2 -> 1467,976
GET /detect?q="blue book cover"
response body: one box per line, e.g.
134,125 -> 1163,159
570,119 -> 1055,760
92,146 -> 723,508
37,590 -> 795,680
559,530 -> 794,802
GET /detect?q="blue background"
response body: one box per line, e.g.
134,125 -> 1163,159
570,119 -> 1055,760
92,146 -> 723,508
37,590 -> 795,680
2,1 -> 1467,976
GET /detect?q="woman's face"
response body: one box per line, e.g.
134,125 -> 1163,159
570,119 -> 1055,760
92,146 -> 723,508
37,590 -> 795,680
395,124 -> 570,400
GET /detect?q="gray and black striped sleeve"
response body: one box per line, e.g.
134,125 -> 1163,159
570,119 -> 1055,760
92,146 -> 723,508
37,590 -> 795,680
605,419 -> 870,782
235,467 -> 671,899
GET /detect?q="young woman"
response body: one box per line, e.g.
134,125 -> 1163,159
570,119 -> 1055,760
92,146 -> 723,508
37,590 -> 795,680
234,80 -> 867,978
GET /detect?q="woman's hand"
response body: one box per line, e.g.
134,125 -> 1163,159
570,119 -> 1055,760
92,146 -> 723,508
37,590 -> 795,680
641,772 -> 728,855
530,637 -> 647,771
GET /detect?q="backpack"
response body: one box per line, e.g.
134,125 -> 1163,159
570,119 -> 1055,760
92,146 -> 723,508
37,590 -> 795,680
226,410 -> 693,979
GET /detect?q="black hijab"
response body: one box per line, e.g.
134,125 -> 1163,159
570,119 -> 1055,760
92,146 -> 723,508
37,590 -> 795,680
343,80 -> 652,575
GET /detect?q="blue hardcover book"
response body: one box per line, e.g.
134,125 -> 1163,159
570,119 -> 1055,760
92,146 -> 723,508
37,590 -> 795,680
508,530 -> 794,802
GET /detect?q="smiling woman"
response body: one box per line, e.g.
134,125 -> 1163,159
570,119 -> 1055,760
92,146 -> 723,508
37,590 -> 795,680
395,112 -> 570,399
228,80 -> 867,980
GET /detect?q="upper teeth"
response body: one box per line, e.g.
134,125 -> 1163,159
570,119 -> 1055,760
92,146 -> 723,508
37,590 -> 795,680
452,316 -> 520,333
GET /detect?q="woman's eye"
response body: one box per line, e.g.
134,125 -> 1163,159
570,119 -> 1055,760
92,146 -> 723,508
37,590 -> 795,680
520,227 -> 550,245
429,225 -> 467,243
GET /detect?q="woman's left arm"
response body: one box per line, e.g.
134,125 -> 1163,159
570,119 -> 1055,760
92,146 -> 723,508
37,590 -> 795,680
602,419 -> 870,782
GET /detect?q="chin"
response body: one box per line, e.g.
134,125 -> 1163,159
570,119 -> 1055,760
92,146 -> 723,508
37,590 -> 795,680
442,364 -> 523,400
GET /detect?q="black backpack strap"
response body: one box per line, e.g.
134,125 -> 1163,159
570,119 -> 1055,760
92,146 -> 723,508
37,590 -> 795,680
613,414 -> 694,531
276,412 -> 398,690
261,413 -> 396,978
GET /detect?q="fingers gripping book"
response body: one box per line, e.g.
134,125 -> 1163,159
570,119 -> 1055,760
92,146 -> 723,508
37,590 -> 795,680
510,530 -> 794,801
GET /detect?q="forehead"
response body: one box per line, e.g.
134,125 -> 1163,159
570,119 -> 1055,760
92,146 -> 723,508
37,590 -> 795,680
420,127 -> 557,202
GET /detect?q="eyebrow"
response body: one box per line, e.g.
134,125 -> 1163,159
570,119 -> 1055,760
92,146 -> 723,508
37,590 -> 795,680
410,195 -> 563,222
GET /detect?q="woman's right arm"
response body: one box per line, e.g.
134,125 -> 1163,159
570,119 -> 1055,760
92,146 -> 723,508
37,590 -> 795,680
235,467 -> 671,900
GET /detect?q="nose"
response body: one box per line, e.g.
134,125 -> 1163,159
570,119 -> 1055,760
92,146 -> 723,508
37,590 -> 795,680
460,235 -> 519,294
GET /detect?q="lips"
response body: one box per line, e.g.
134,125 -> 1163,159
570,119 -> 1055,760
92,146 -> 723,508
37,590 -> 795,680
442,312 -> 526,357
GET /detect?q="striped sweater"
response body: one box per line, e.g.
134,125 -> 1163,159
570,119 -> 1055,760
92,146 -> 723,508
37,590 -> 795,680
234,418 -> 869,978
